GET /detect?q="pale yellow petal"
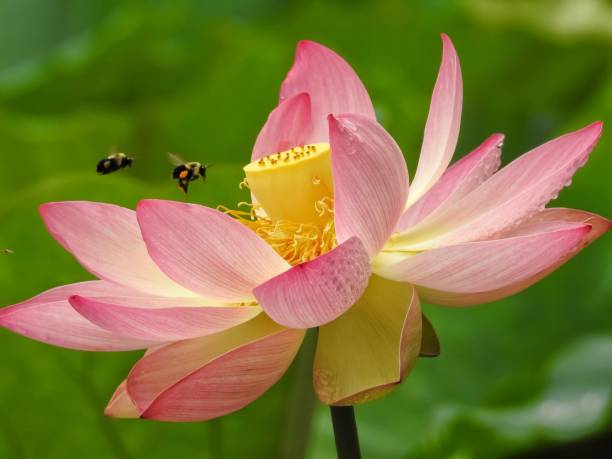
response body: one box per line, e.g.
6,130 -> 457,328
314,275 -> 421,405
105,380 -> 139,418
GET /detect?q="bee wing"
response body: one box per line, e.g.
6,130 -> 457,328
168,152 -> 187,166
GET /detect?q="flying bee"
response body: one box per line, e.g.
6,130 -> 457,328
97,152 -> 133,175
168,153 -> 212,193
1,248 -> 13,255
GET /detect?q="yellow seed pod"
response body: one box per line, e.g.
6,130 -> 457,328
244,144 -> 334,225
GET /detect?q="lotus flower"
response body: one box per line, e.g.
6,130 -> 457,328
1,35 -> 609,422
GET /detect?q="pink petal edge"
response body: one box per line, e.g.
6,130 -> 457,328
40,202 -> 196,297
408,33 -> 463,206
252,92 -> 313,161
105,380 -> 139,418
398,133 -> 503,231
253,237 -> 371,328
329,113 -> 409,256
280,40 -> 375,142
378,217 -> 606,306
0,281 -> 155,351
395,121 -> 604,250
136,200 -> 290,301
70,295 -> 261,342
126,315 -> 304,421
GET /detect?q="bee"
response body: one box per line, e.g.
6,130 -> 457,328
169,153 -> 212,193
97,152 -> 133,175
1,248 -> 13,255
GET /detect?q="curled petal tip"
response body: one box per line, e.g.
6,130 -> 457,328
576,121 -> 603,140
327,112 -> 348,128
327,113 -> 345,133
136,198 -> 155,211
67,294 -> 79,303
408,29 -> 462,206
103,404 -> 138,419
578,121 -> 604,145
589,120 -> 604,134
104,381 -> 140,419
328,112 -> 363,132
282,38 -> 375,140
38,201 -> 66,221
251,91 -> 312,161
440,33 -> 456,49
38,201 -> 52,214
599,217 -> 612,233
488,133 -> 506,148
296,39 -> 318,50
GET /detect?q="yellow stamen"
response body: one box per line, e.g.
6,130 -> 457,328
238,177 -> 250,190
220,201 -> 337,266
315,196 -> 334,217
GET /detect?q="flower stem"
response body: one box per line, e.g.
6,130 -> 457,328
330,406 -> 362,459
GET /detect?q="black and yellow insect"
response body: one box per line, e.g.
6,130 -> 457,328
169,153 -> 211,193
1,248 -> 13,255
96,153 -> 133,175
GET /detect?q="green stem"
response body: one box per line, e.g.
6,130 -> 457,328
330,406 -> 362,459
281,328 -> 318,459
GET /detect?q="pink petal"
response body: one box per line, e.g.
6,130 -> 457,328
105,380 -> 139,418
136,200 -> 290,301
0,281 -> 155,351
398,133 -> 503,230
253,237 -> 371,328
377,221 -> 594,306
252,93 -> 313,161
501,207 -> 611,242
419,209 -> 609,306
40,202 -> 195,297
395,122 -> 604,250
127,315 -> 304,422
280,40 -> 375,142
329,114 -> 409,256
70,294 -> 261,342
408,34 -> 463,205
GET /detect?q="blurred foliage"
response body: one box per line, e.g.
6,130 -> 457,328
0,0 -> 611,458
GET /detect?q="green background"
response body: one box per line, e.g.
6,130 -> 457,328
1,0 -> 611,458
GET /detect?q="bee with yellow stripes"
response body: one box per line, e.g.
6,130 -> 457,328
169,153 -> 212,193
96,152 -> 133,175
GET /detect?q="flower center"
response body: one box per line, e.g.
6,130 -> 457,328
243,143 -> 334,225
222,143 -> 337,265
221,201 -> 337,265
